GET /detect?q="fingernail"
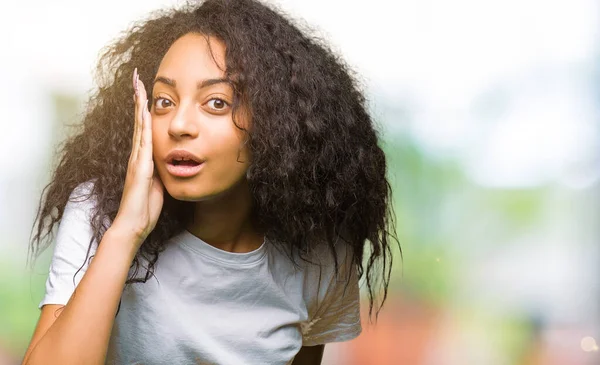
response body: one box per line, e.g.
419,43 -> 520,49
133,68 -> 139,97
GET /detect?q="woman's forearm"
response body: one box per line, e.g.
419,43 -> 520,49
24,228 -> 140,365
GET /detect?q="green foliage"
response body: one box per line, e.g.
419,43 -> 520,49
0,250 -> 51,358
379,132 -> 547,307
380,134 -> 467,304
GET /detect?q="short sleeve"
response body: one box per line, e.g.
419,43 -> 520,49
38,181 -> 99,309
301,243 -> 362,346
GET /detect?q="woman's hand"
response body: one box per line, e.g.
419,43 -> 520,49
111,68 -> 164,247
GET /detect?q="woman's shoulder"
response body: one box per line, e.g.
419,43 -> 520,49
269,238 -> 353,271
307,240 -> 354,272
58,179 -> 103,231
65,179 -> 98,210
274,240 -> 355,297
68,179 -> 97,200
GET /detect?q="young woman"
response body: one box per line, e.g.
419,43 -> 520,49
23,0 -> 399,364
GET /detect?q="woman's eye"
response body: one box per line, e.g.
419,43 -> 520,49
207,98 -> 229,111
153,97 -> 173,109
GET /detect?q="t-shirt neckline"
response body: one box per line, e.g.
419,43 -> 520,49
175,229 -> 267,266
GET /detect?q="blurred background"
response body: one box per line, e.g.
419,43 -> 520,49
1,0 -> 598,364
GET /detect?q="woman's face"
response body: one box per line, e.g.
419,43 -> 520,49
151,32 -> 250,201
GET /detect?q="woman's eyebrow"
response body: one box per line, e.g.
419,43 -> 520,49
153,76 -> 231,90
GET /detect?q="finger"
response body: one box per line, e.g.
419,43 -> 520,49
134,78 -> 149,163
151,169 -> 164,194
137,77 -> 148,101
149,172 -> 164,220
131,68 -> 141,163
139,107 -> 153,165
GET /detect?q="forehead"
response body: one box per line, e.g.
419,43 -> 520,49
157,33 -> 227,79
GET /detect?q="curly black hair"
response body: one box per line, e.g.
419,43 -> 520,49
28,0 -> 401,322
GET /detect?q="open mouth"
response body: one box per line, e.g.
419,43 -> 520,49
166,159 -> 204,177
171,159 -> 201,166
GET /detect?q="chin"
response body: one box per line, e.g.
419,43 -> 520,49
162,180 -> 202,200
166,183 -> 227,203
161,171 -> 246,202
170,191 -> 208,202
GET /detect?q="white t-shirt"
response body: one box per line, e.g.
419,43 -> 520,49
40,181 -> 362,365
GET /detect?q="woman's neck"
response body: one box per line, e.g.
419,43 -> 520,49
185,178 -> 264,253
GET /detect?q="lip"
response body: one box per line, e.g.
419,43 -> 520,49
165,149 -> 204,164
166,162 -> 204,178
164,149 -> 205,178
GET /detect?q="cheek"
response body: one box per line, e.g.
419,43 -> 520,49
209,133 -> 250,176
151,128 -> 169,164
151,121 -> 168,143
151,130 -> 160,155
213,129 -> 248,161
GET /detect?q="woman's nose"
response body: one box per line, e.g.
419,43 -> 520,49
168,100 -> 199,139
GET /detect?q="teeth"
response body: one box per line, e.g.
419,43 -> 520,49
172,156 -> 198,165
170,155 -> 200,164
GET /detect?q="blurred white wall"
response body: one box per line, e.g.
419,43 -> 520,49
2,0 -> 597,191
